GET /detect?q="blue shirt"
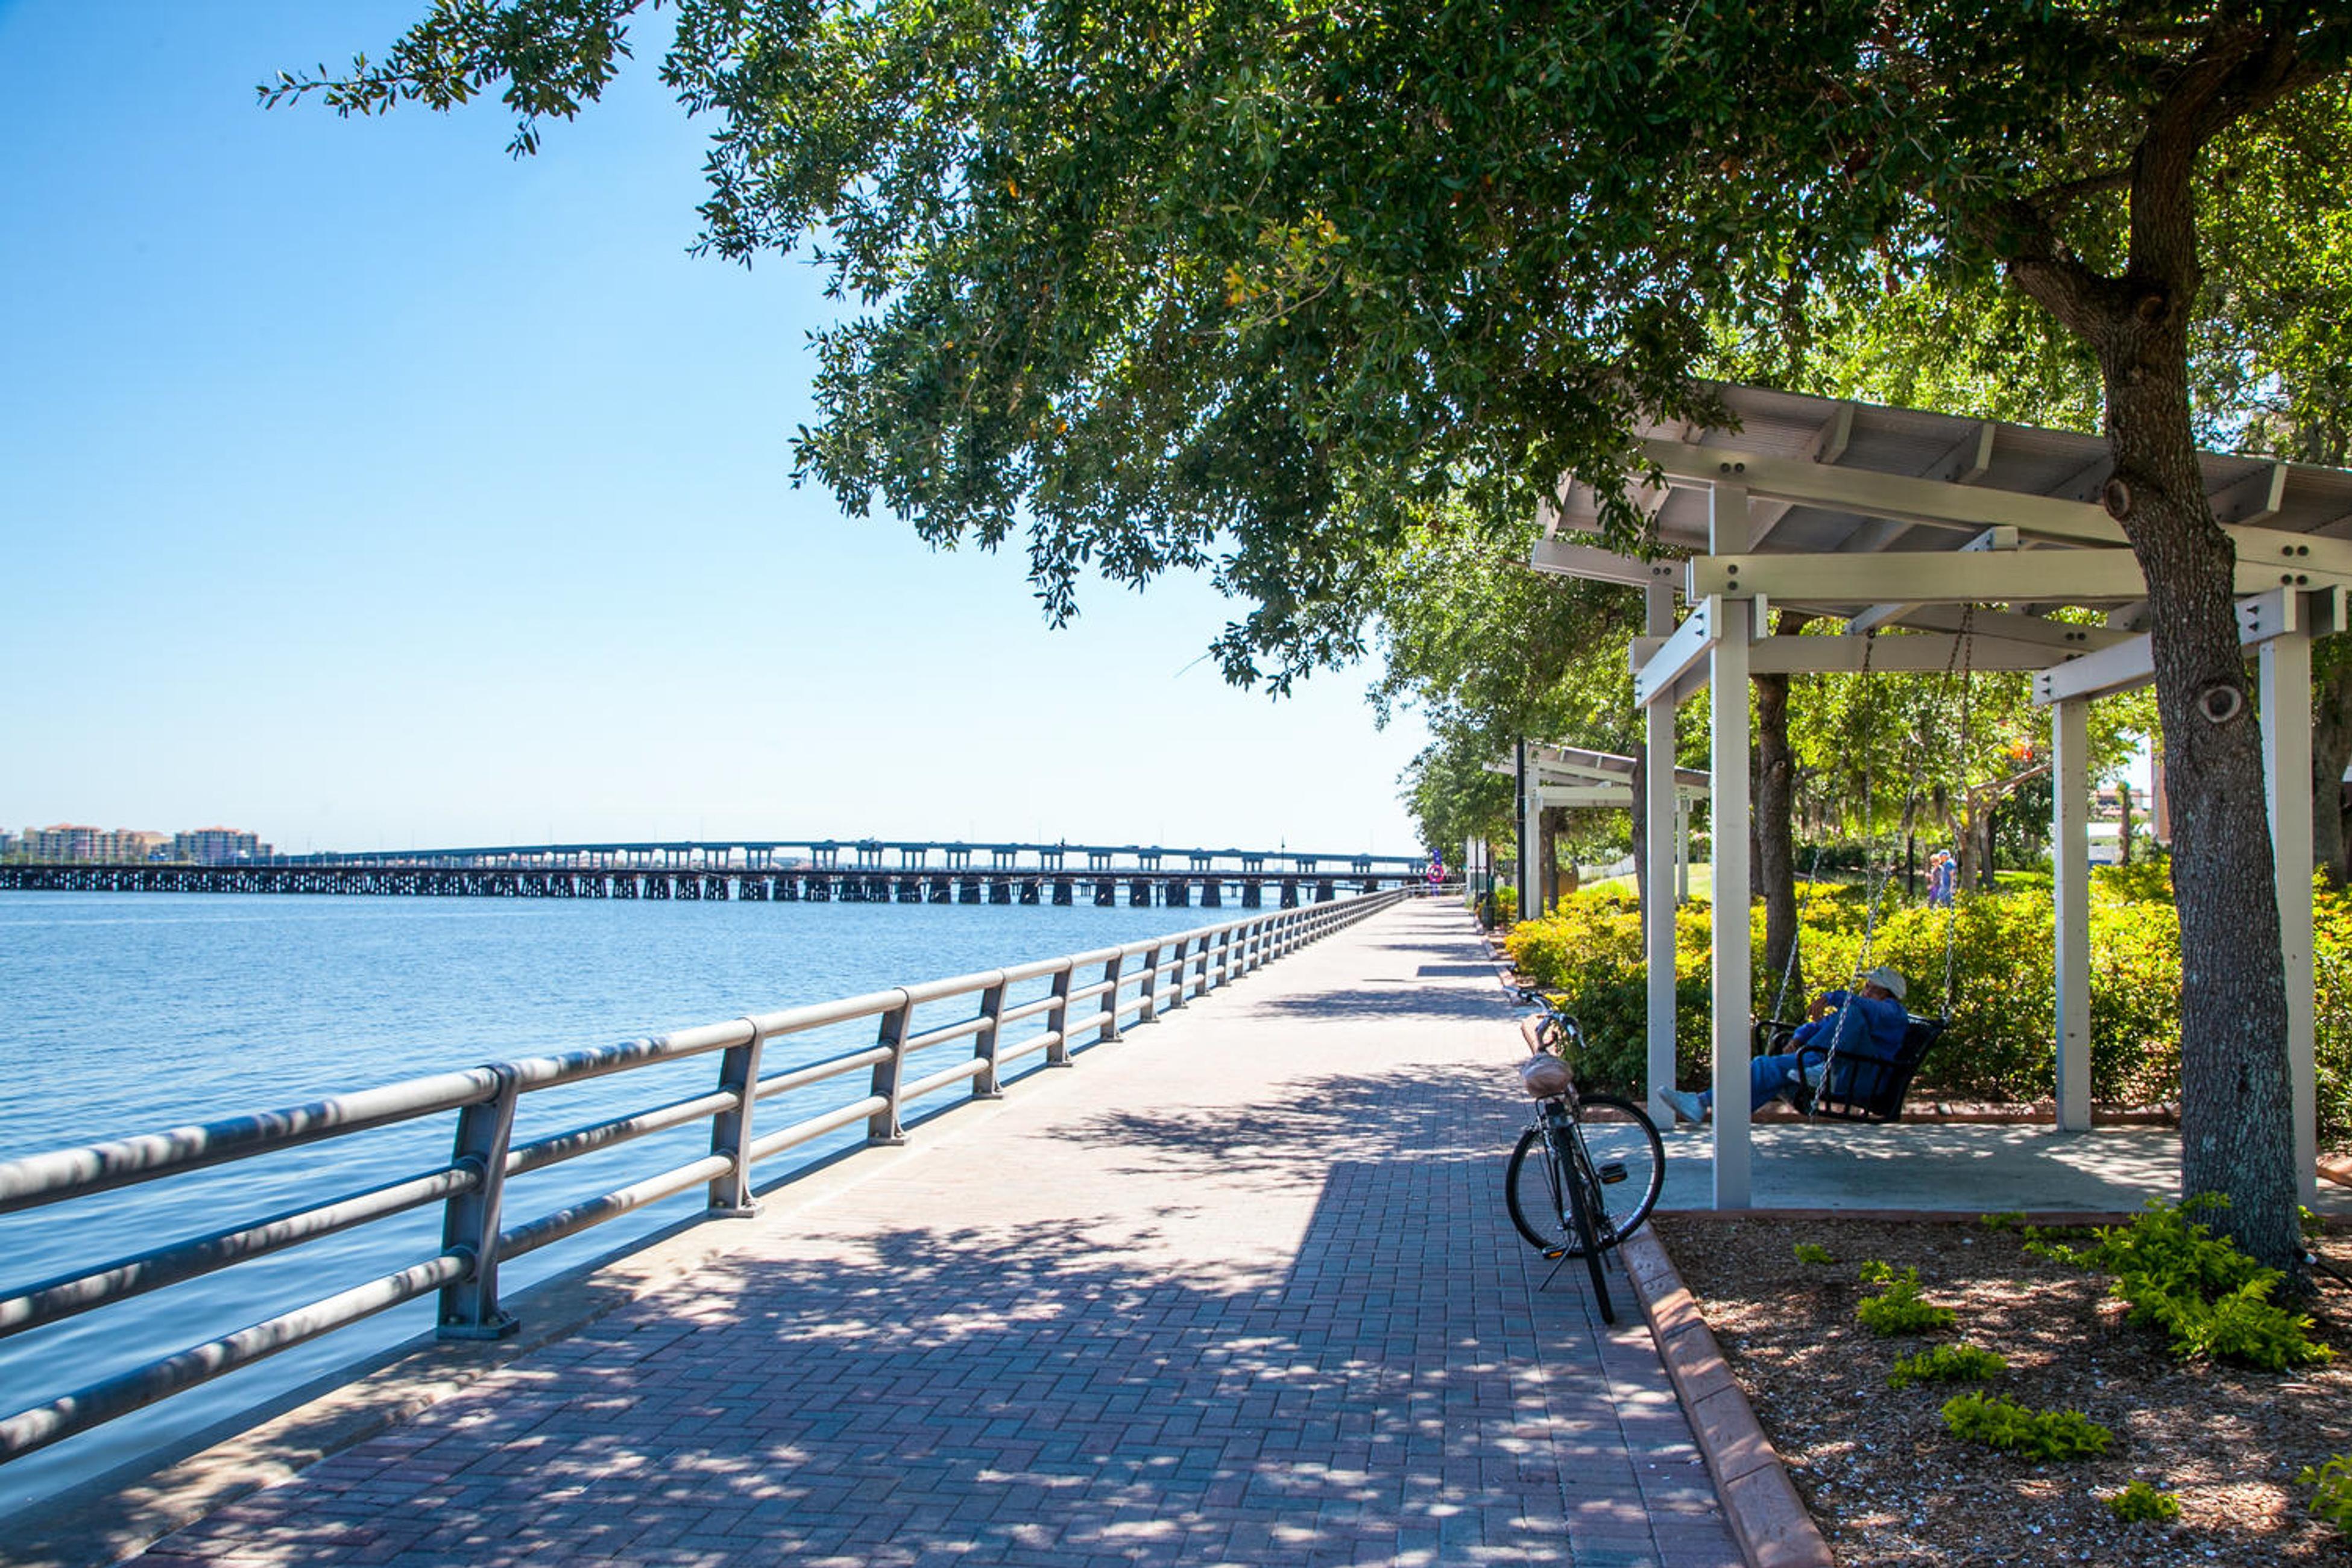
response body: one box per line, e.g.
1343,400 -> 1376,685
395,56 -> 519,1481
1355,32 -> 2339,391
1791,989 -> 1910,1063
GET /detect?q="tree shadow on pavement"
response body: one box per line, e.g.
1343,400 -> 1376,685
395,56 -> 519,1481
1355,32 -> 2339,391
142,1162 -> 1719,1567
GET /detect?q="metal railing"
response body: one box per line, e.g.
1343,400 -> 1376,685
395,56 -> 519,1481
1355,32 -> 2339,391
0,889 -> 1409,1464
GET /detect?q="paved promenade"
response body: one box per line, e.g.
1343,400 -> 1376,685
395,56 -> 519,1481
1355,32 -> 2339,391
135,901 -> 1738,1567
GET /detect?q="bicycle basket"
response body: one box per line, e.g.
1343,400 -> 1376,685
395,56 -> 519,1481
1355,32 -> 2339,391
1517,1054 -> 1573,1098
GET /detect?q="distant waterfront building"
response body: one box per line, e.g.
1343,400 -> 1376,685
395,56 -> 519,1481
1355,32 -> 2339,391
16,824 -> 175,863
0,829 -> 17,859
19,823 -> 104,861
171,827 -> 271,864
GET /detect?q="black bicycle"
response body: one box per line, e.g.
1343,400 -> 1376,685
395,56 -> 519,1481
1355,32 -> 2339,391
1505,988 -> 1666,1324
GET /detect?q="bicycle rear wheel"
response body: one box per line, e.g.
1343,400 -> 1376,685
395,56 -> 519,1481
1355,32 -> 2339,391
1504,1097 -> 1664,1258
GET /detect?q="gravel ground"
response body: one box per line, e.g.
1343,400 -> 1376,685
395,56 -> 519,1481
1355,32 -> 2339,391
1650,1213 -> 2352,1566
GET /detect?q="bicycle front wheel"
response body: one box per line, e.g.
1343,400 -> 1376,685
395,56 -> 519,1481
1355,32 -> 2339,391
1504,1097 -> 1664,1257
1570,1094 -> 1665,1250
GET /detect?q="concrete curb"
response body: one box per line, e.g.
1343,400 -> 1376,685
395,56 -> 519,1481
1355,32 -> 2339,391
1619,1227 -> 1832,1568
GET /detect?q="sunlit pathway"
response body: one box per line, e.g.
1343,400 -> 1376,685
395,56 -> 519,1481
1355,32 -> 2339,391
137,900 -> 1736,1567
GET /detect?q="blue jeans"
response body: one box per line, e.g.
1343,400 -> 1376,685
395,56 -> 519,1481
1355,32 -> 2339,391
1697,1054 -> 1806,1118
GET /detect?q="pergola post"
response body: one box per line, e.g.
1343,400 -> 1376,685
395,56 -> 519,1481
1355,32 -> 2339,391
1516,739 -> 1536,921
2260,625 -> 2318,1204
1709,483 -> 1753,1207
1644,582 -> 1679,1108
2051,699 -> 2093,1132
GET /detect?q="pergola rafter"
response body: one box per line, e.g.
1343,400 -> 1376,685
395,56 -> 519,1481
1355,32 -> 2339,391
1498,743 -> 1710,912
1528,384 -> 2351,1209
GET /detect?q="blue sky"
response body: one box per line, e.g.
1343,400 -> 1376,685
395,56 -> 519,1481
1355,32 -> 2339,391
0,1 -> 1432,855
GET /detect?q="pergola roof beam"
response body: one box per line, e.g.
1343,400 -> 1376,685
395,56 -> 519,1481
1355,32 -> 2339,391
1639,438 -> 2352,576
1846,526 -> 2019,634
1527,537 -> 1682,589
1748,404 -> 1855,549
1633,632 -> 2079,678
2034,587 -> 2347,705
2213,461 -> 2290,526
1689,549 -> 2352,604
1640,438 -> 2114,541
1894,602 -> 2131,652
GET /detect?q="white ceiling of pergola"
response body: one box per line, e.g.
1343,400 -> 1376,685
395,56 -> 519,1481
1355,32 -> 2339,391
1545,380 -> 2352,550
1530,383 -> 2352,706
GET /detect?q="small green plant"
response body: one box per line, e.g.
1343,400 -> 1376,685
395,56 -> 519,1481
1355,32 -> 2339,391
2300,1455 -> 2352,1538
1858,1267 -> 1957,1336
1940,1391 -> 2112,1459
2117,1275 -> 2336,1371
1979,1211 -> 2026,1232
2105,1481 -> 2181,1523
2035,1197 -> 2333,1371
1858,1259 -> 1896,1284
1792,1243 -> 1835,1265
1887,1343 -> 2007,1390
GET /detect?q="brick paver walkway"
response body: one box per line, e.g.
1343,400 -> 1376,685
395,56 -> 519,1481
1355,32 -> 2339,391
138,901 -> 1738,1567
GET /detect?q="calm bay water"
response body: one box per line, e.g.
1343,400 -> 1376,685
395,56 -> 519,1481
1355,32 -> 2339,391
0,890 -> 1194,1513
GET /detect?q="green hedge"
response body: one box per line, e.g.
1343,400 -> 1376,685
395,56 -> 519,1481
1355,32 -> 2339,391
1504,873 -> 2352,1136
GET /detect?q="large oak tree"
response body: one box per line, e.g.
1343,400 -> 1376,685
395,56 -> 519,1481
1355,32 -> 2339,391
280,1 -> 2351,1270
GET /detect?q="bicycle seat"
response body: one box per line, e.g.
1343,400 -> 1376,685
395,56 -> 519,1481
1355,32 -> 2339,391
1518,1054 -> 1574,1098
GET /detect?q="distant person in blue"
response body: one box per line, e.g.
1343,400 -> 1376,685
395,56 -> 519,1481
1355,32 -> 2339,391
1656,967 -> 1912,1124
1926,849 -> 1956,908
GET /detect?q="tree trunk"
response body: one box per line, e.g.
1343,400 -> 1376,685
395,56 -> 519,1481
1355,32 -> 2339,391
2099,283 -> 2298,1276
2119,782 -> 2134,867
1538,805 -> 1563,915
1753,617 -> 1805,1011
2313,656 -> 2352,887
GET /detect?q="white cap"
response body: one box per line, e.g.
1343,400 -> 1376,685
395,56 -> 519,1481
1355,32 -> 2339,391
1865,966 -> 1909,1001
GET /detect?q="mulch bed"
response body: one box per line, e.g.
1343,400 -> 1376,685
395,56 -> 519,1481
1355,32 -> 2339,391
1650,1212 -> 2352,1566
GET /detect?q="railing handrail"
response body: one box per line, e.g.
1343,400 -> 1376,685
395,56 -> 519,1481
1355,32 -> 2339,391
0,888 -> 1416,1469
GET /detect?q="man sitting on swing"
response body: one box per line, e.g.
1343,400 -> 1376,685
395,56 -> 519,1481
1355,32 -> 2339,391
1656,967 -> 1912,1125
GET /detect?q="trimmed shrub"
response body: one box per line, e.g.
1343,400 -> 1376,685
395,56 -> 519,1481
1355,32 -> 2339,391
1887,1343 -> 2006,1390
1858,1266 -> 1956,1335
2105,1481 -> 2182,1523
2029,1197 -> 2335,1372
1792,1243 -> 1835,1265
1941,1391 -> 2112,1459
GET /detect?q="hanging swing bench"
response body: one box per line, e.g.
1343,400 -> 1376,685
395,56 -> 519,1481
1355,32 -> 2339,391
1756,609 -> 1976,1124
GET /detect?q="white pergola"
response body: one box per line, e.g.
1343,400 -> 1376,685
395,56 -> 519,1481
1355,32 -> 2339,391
1532,384 -> 2351,1209
1504,742 -> 1709,906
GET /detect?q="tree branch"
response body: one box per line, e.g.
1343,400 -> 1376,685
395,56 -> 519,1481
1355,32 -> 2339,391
2023,166 -> 2132,215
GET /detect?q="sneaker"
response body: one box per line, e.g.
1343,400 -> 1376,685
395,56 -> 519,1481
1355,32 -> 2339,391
1657,1087 -> 1709,1126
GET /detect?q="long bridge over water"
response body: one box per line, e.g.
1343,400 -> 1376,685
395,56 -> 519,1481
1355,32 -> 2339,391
0,839 -> 1431,908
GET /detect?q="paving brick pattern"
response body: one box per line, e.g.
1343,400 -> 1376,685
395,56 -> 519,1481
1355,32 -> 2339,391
137,902 -> 1738,1567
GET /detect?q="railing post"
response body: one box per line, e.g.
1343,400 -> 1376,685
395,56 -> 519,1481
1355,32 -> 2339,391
1045,965 -> 1074,1066
1098,952 -> 1126,1042
1165,936 -> 1190,1008
1138,942 -> 1162,1023
707,1019 -> 767,1216
972,978 -> 1007,1098
438,1068 -> 522,1341
868,995 -> 913,1144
